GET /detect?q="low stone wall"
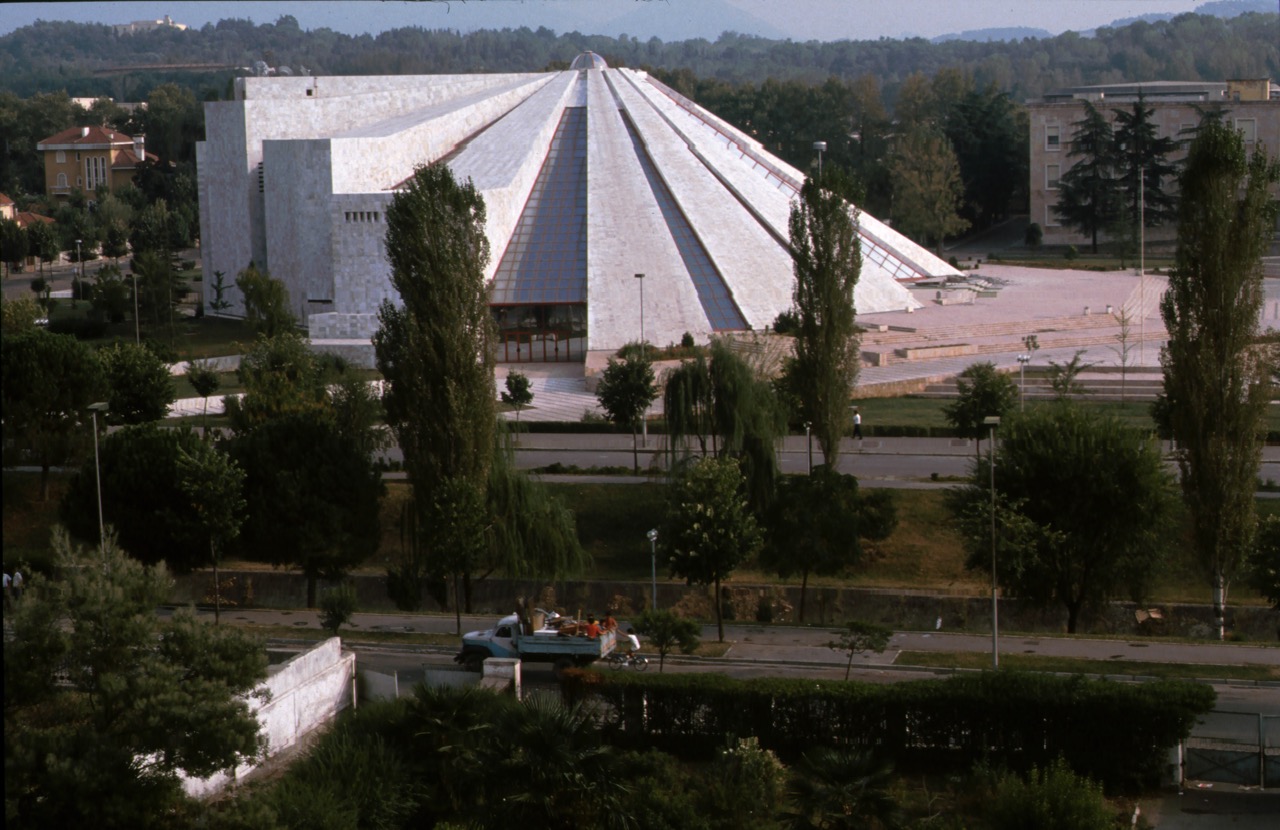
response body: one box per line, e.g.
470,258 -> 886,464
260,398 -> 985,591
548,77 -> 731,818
170,570 -> 1279,641
182,637 -> 356,798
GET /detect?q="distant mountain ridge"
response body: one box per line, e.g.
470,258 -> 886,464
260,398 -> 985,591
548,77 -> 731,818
931,0 -> 1272,43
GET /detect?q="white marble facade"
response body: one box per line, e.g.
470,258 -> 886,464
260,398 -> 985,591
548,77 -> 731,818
197,55 -> 957,360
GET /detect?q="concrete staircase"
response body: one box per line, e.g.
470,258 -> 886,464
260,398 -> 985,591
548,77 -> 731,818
917,369 -> 1166,402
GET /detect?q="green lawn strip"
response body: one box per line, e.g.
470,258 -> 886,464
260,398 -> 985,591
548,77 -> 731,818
895,650 -> 1279,682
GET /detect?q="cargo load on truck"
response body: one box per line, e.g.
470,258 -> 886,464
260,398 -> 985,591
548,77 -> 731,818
455,609 -> 616,674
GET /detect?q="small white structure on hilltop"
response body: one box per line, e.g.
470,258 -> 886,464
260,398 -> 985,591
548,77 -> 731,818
197,52 -> 958,366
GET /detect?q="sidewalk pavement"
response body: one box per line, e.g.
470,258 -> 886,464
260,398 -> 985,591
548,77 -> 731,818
189,605 -> 1279,680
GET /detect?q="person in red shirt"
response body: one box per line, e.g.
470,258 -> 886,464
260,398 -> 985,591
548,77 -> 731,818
583,615 -> 602,639
602,613 -> 618,633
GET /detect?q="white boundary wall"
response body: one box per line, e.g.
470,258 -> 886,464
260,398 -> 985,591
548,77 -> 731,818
182,637 -> 356,798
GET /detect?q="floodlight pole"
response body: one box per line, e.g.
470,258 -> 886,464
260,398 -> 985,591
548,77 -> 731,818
984,415 -> 1001,669
812,140 -> 827,180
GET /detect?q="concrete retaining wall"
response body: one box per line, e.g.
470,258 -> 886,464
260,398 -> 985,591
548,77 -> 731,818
182,637 -> 355,798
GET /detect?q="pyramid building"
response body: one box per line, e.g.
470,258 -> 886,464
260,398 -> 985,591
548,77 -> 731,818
197,52 -> 958,363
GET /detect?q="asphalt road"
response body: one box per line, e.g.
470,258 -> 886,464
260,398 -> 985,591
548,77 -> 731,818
383,433 -> 1280,489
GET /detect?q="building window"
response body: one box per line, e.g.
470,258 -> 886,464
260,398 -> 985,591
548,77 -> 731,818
1179,123 -> 1196,151
56,172 -> 68,189
1045,125 -> 1061,151
1046,164 -> 1060,190
1045,203 -> 1060,228
257,162 -> 265,194
56,150 -> 65,163
76,152 -> 81,161
1235,118 -> 1257,144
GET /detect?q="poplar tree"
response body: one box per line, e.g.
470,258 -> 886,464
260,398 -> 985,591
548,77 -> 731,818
1160,118 -> 1278,639
786,168 -> 861,466
374,163 -> 496,609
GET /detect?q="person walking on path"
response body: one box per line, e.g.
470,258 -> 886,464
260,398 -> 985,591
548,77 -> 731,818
11,568 -> 23,602
852,407 -> 863,440
3,571 -> 11,611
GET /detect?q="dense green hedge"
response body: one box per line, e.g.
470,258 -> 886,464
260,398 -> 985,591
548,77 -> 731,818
563,670 -> 1215,790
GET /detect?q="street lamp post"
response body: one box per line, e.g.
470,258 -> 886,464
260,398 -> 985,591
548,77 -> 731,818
75,238 -> 83,283
804,422 -> 812,474
635,272 -> 647,448
647,528 -> 659,610
1017,354 -> 1030,410
131,270 -> 140,345
812,140 -> 827,180
983,415 -> 1001,669
1138,165 -> 1145,366
89,401 -> 109,559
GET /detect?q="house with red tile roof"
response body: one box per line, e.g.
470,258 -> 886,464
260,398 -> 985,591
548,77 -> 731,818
35,126 -> 157,198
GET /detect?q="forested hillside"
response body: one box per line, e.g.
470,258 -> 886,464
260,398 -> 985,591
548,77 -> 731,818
0,11 -> 1274,250
1,12 -> 1275,103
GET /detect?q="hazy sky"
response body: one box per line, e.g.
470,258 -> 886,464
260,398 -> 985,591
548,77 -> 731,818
0,0 -> 1215,42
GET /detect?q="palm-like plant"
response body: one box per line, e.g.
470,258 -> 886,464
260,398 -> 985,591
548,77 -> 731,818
487,694 -> 633,830
783,747 -> 902,830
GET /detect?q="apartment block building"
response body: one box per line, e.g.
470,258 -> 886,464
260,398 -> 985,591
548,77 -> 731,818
1027,79 -> 1279,246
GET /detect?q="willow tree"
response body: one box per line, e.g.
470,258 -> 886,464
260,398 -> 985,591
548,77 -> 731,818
375,163 -> 496,615
663,339 -> 786,512
786,168 -> 862,466
1160,118 -> 1279,639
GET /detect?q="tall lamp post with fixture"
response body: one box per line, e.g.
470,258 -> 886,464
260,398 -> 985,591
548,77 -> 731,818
89,401 -> 109,559
1016,354 -> 1031,410
983,415 -> 1001,668
635,272 -> 647,448
812,140 -> 827,180
647,528 -> 659,610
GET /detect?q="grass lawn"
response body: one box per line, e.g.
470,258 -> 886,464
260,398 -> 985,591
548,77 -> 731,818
896,650 -> 1279,682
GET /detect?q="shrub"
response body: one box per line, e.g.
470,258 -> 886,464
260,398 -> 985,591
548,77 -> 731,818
319,583 -> 357,634
985,759 -> 1115,830
772,309 -> 799,334
1025,222 -> 1044,247
1064,245 -> 1079,260
681,331 -> 695,349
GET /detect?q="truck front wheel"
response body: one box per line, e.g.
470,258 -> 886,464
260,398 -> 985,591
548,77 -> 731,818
463,651 -> 487,673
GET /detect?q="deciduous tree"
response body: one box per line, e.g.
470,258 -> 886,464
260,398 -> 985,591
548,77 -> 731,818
633,608 -> 701,672
951,403 -> 1177,633
663,455 -> 762,642
761,468 -> 896,622
177,439 -> 247,624
99,341 -> 175,424
889,127 -> 969,255
1,329 -> 104,500
235,263 -> 295,338
229,409 -> 383,608
786,168 -> 861,466
59,424 -> 209,570
663,339 -> 785,512
1160,117 -> 1279,639
942,361 -> 1017,459
596,350 -> 658,474
501,369 -> 534,429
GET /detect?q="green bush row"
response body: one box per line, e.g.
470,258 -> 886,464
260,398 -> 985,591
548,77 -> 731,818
564,670 -> 1214,791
